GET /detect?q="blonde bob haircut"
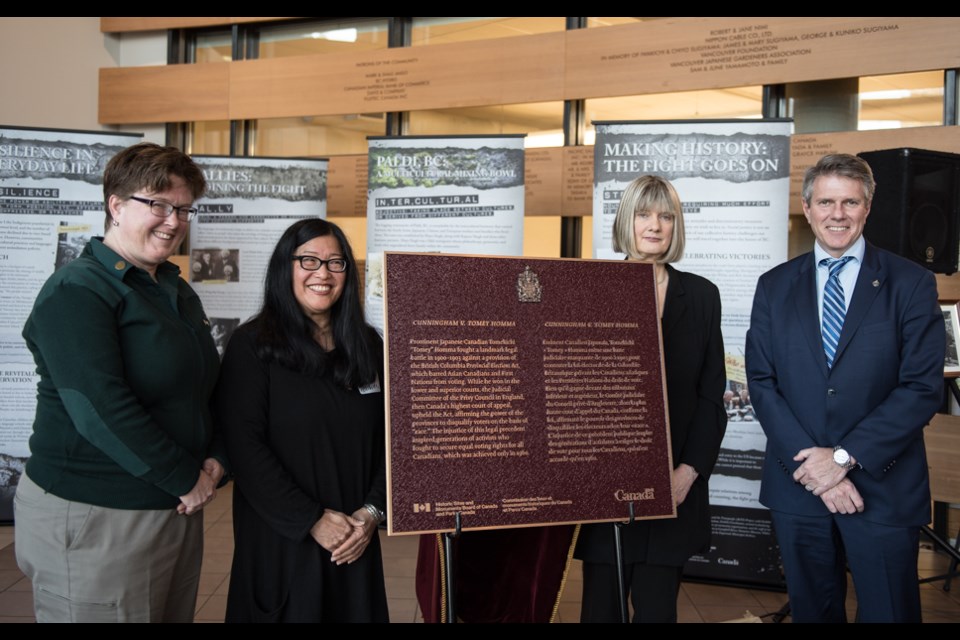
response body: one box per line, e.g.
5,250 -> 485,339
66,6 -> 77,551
611,175 -> 685,264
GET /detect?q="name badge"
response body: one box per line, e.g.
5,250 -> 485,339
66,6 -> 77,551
359,375 -> 381,395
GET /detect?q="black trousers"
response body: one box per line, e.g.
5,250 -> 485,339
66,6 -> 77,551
580,561 -> 684,623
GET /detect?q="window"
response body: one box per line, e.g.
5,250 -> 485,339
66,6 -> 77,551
408,102 -> 564,148
584,87 -> 764,144
411,17 -> 564,46
859,71 -> 944,130
193,30 -> 231,63
254,114 -> 385,157
258,19 -> 389,58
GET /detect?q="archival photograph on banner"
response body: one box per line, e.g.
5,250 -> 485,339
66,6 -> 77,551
365,135 -> 525,331
189,156 -> 328,348
593,119 -> 792,586
0,126 -> 142,514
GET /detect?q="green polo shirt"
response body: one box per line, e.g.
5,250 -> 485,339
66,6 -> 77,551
22,238 -> 222,509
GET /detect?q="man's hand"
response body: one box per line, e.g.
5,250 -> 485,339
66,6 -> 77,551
820,478 -> 865,514
793,446 -> 848,495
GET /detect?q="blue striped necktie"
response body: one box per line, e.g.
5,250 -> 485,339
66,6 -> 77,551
821,256 -> 853,369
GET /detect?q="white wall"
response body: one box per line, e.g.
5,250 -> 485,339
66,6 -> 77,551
0,17 -> 165,142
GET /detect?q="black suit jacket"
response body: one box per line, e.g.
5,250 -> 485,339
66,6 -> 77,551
576,265 -> 728,566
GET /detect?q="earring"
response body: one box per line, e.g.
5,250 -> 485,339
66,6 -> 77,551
112,219 -> 119,227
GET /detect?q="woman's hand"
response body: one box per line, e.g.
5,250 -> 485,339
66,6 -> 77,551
177,458 -> 225,514
672,463 -> 699,506
178,468 -> 218,515
202,457 -> 225,486
330,508 -> 379,566
310,509 -> 364,553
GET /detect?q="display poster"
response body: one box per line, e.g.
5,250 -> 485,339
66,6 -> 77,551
0,126 -> 142,519
189,156 -> 327,354
593,120 -> 792,586
365,136 -> 525,332
384,252 -> 674,535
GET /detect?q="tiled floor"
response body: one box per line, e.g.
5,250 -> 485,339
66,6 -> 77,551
2,484 -> 959,623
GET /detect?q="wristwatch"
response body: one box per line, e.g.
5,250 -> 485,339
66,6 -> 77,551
363,503 -> 386,525
833,445 -> 856,470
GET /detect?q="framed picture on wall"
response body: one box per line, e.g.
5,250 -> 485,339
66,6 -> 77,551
940,304 -> 960,375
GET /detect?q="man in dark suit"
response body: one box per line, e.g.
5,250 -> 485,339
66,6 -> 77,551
745,154 -> 944,622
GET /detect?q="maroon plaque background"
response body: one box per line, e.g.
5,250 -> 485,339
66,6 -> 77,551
384,253 -> 674,534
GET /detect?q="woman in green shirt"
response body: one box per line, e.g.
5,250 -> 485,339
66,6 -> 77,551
15,143 -> 225,623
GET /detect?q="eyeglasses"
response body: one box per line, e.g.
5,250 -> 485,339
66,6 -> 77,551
292,256 -> 348,272
129,195 -> 198,222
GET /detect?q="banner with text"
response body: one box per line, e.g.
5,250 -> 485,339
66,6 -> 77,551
365,135 -> 525,332
0,126 -> 142,519
593,120 -> 792,586
189,156 -> 327,355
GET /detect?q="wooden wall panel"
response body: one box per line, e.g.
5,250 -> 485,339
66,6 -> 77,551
99,64 -> 230,124
327,155 -> 367,217
561,146 -> 594,217
101,17 -> 293,33
227,31 -> 566,121
926,414 -> 960,504
99,18 -> 960,125
937,275 -> 960,302
789,127 -> 960,214
565,17 -> 960,100
524,148 -> 563,216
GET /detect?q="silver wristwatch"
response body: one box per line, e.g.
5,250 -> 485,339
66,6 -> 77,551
833,445 -> 856,470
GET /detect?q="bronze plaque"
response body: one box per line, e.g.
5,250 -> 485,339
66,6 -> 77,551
384,253 -> 674,534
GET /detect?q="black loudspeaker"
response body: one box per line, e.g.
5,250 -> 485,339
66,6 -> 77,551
858,147 -> 960,274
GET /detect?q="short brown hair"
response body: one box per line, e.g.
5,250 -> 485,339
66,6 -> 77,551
611,175 -> 685,264
802,154 -> 875,206
102,142 -> 206,231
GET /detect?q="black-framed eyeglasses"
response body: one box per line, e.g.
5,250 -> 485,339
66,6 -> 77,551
129,195 -> 198,222
292,256 -> 348,272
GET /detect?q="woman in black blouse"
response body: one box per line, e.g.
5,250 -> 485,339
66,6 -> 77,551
574,176 -> 727,623
214,218 -> 388,622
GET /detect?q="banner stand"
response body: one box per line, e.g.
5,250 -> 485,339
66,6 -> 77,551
443,512 -> 463,623
593,119 -> 793,589
613,502 -> 636,623
0,126 -> 143,520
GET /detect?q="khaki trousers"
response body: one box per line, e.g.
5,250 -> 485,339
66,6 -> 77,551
14,474 -> 204,623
